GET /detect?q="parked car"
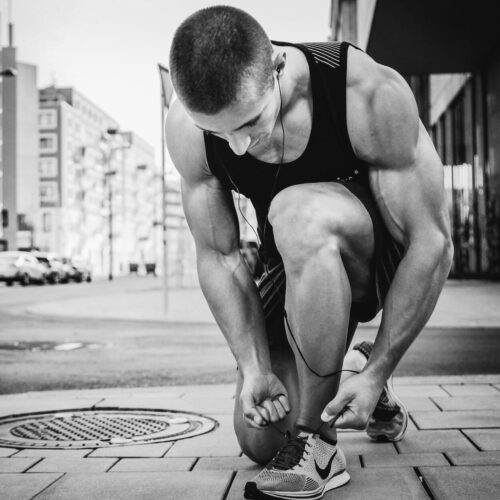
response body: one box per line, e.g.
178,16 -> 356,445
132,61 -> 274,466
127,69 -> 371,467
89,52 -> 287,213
33,254 -> 62,284
70,257 -> 92,282
0,251 -> 47,286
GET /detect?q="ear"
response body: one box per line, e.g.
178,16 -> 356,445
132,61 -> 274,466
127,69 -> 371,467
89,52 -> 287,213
272,51 -> 287,75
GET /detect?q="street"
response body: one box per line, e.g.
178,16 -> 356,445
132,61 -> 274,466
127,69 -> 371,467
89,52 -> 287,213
1,277 -> 499,394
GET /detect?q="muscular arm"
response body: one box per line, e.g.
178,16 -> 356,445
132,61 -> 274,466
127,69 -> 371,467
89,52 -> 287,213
349,50 -> 453,383
166,100 -> 271,377
166,101 -> 289,426
322,50 -> 452,428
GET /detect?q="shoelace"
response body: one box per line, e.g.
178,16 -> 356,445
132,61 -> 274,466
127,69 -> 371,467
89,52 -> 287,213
267,433 -> 310,470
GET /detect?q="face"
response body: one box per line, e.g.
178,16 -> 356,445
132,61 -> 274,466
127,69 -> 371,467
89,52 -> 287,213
187,75 -> 281,156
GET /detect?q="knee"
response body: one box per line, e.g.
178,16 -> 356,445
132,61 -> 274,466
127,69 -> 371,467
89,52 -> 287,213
269,186 -> 346,272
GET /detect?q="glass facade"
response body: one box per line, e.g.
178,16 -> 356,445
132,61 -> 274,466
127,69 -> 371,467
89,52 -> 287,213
431,75 -> 490,277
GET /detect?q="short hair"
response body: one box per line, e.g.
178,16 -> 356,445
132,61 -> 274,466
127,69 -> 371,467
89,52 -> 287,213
169,5 -> 274,114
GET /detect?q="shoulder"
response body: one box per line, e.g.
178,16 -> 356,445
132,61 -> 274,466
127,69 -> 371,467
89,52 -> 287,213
345,47 -> 419,167
165,99 -> 211,184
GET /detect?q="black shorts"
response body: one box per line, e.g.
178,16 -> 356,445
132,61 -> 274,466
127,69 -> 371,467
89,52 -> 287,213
258,179 -> 405,344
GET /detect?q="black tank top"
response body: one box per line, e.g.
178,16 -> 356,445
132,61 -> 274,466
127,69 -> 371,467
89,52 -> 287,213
204,41 -> 369,264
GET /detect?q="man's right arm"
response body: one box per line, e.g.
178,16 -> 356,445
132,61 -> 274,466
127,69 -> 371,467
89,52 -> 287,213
165,101 -> 290,427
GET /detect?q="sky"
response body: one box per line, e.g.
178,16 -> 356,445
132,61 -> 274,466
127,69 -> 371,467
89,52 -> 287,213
2,0 -> 331,164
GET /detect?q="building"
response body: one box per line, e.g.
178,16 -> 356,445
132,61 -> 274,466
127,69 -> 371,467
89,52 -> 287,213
1,29 -> 39,251
36,86 -> 161,277
330,0 -> 500,278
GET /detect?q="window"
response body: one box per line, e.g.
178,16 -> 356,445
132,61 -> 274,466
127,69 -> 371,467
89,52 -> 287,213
38,109 -> 57,128
39,133 -> 58,153
39,158 -> 58,177
40,181 -> 59,203
42,212 -> 52,232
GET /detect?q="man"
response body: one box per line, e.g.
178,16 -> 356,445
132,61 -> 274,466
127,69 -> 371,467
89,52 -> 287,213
167,6 -> 452,500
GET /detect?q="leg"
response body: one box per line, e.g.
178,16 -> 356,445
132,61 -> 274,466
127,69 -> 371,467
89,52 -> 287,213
269,182 -> 375,439
234,310 -> 300,465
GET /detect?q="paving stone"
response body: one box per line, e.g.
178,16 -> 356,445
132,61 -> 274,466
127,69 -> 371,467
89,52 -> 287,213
401,397 -> 440,411
441,384 -> 499,396
463,429 -> 500,450
109,457 -> 195,472
390,385 -> 449,398
167,415 -> 241,457
0,447 -> 18,457
447,450 -> 500,465
36,471 -> 233,500
28,456 -> 118,473
329,468 -> 428,499
226,470 -> 255,500
396,430 -> 476,453
14,449 -> 91,458
0,473 -> 62,500
0,457 -> 41,472
363,452 -> 448,468
432,396 -> 500,411
412,410 -> 500,429
337,432 -> 398,456
88,442 -> 173,458
195,456 -> 260,471
420,466 -> 500,500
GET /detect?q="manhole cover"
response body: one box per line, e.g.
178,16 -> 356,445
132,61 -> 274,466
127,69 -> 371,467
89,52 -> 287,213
0,408 -> 217,449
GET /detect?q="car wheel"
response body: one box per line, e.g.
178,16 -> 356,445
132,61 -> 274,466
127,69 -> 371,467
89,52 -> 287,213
6,281 -> 13,287
21,274 -> 30,286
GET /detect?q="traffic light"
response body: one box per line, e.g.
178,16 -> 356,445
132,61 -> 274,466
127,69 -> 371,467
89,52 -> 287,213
1,209 -> 8,228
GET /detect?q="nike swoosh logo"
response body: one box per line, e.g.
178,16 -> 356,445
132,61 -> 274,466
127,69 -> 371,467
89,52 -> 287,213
315,449 -> 337,480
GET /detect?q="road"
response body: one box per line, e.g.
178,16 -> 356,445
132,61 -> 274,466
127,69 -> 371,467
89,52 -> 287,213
0,278 -> 499,394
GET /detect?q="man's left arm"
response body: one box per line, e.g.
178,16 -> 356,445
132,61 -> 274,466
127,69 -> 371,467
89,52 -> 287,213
322,55 -> 453,428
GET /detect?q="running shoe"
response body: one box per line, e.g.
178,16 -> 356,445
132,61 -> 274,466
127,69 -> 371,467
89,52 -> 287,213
353,341 -> 409,442
244,431 -> 350,499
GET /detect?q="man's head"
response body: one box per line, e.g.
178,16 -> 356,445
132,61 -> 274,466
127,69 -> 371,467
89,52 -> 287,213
170,6 -> 285,156
170,5 -> 274,115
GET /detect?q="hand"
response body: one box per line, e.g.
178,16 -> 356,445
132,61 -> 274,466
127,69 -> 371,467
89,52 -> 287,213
320,372 -> 383,429
240,372 -> 291,430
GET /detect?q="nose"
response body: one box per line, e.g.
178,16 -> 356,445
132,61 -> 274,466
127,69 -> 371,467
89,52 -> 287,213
227,133 -> 251,156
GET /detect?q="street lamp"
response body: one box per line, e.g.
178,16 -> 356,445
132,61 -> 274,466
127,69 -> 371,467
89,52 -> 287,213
100,129 -> 131,281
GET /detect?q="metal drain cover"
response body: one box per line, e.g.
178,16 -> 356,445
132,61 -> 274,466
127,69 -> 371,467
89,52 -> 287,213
0,408 -> 217,449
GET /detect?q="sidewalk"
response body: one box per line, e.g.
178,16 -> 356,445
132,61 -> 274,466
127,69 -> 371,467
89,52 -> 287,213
1,279 -> 500,499
1,377 -> 500,499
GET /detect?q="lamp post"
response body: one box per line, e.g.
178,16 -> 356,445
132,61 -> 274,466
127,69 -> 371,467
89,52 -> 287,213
100,129 -> 131,280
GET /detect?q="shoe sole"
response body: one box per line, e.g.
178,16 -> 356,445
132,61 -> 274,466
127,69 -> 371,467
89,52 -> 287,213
244,471 -> 350,500
366,378 -> 409,442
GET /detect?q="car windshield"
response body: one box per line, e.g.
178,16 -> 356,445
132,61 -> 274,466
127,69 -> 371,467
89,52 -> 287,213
37,257 -> 50,264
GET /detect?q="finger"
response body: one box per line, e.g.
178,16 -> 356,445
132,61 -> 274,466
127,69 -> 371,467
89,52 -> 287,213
271,399 -> 287,421
261,399 -> 280,423
321,393 -> 350,423
255,405 -> 271,425
331,408 -> 366,430
277,394 -> 291,413
244,407 -> 268,428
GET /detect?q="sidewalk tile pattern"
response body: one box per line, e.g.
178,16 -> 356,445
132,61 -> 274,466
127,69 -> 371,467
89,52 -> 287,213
1,381 -> 499,498
420,465 -> 500,500
35,471 -> 232,500
0,473 -> 63,500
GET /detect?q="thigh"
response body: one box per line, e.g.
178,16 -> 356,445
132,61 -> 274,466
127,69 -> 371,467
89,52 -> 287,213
269,182 -> 375,302
233,311 -> 300,465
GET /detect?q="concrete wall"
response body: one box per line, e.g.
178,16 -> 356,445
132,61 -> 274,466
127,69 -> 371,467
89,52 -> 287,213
16,62 -> 39,227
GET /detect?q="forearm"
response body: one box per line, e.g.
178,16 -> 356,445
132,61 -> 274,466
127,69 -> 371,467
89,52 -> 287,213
364,239 -> 453,382
197,249 -> 271,377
